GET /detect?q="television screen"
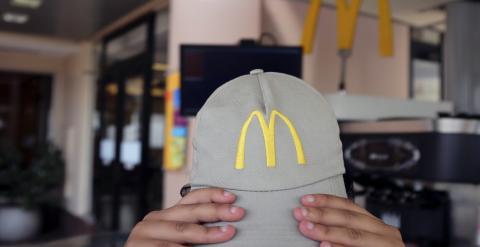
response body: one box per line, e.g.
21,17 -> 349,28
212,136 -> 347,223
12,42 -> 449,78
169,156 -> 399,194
180,45 -> 302,116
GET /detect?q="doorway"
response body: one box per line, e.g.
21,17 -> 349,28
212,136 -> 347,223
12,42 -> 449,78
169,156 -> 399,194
0,71 -> 52,162
93,13 -> 164,232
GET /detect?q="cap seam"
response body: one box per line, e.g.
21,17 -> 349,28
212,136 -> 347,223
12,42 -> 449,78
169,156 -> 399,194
256,73 -> 268,115
190,167 -> 344,193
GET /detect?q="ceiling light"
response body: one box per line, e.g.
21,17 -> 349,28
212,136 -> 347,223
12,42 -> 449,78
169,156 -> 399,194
2,12 -> 29,24
10,0 -> 43,9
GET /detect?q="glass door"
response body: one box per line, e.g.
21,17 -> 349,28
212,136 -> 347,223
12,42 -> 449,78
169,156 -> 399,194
93,13 -> 162,232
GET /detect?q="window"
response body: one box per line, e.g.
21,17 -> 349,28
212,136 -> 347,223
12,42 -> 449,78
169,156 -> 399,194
410,28 -> 443,102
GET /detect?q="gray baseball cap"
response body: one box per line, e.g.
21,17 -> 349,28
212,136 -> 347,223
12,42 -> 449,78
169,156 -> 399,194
190,69 -> 346,246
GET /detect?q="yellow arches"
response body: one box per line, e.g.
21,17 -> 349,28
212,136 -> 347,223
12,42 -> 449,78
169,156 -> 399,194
234,110 -> 306,170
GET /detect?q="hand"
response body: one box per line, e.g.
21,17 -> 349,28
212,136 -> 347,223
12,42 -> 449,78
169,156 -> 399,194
125,188 -> 245,247
293,194 -> 404,247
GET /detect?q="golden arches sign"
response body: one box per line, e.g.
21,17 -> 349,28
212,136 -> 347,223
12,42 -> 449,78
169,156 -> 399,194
234,110 -> 306,170
301,0 -> 393,56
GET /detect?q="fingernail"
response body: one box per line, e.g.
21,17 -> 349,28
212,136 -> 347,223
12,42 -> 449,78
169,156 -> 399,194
220,225 -> 229,232
320,242 -> 332,247
230,206 -> 240,214
304,195 -> 315,203
305,221 -> 315,230
223,191 -> 234,197
301,207 -> 308,217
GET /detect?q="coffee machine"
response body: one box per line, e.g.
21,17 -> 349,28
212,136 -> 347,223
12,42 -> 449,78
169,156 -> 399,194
340,117 -> 480,247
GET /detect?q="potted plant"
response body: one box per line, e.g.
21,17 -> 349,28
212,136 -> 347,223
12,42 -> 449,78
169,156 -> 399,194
0,139 -> 64,242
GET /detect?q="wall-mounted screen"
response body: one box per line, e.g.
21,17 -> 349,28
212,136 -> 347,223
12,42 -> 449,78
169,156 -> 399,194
180,45 -> 302,116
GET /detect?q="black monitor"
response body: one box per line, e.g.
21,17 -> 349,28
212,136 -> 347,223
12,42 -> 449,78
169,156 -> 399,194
180,44 -> 302,116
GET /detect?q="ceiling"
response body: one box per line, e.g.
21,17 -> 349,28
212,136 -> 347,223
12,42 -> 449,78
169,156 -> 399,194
0,0 -> 149,40
0,0 -> 467,41
323,0 -> 462,31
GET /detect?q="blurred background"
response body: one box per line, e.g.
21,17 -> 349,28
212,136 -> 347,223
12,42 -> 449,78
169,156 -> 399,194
0,0 -> 479,246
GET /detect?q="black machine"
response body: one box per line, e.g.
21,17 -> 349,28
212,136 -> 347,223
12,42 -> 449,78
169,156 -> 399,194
365,186 -> 451,247
340,117 -> 480,247
180,44 -> 302,116
340,118 -> 480,184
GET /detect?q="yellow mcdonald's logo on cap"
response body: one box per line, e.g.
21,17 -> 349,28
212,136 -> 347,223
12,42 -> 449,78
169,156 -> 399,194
235,110 -> 306,170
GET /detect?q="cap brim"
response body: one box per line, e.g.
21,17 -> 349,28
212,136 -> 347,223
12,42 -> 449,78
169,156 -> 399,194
194,175 -> 346,247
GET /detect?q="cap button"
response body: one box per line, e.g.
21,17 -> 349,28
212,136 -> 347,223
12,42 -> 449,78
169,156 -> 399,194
250,69 -> 264,75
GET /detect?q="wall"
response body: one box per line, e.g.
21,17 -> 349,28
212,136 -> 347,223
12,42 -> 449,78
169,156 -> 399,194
262,0 -> 410,98
167,0 -> 261,70
62,43 -> 96,219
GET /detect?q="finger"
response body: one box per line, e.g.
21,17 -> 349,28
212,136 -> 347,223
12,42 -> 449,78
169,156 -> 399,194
179,187 -> 236,205
319,242 -> 346,247
125,239 -> 185,247
301,194 -> 373,216
134,220 -> 236,244
299,221 -> 404,247
294,207 -> 400,239
144,203 -> 245,223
